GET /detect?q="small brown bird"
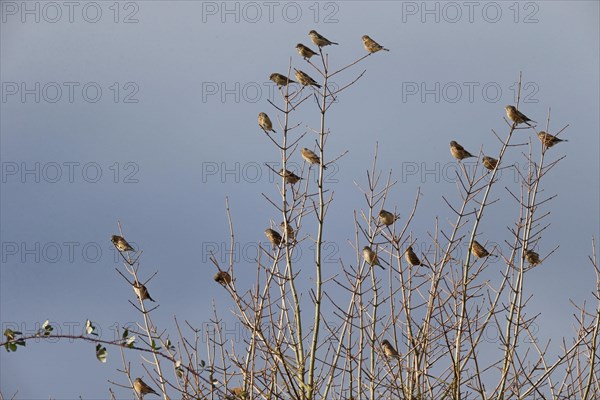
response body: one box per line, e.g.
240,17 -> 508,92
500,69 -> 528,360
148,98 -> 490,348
279,169 -> 303,185
405,246 -> 422,266
270,73 -> 296,87
450,141 -> 475,161
505,105 -> 535,126
280,221 -> 295,242
258,112 -> 276,133
362,35 -> 389,53
296,43 -> 319,59
378,210 -> 397,226
309,30 -> 338,47
294,69 -> 321,88
538,131 -> 567,148
134,378 -> 158,397
470,240 -> 492,258
133,281 -> 155,302
363,246 -> 384,269
213,271 -> 232,285
482,156 -> 498,171
265,228 -> 283,246
525,249 -> 541,265
300,147 -> 326,169
229,387 -> 247,399
381,339 -> 400,358
111,235 -> 134,252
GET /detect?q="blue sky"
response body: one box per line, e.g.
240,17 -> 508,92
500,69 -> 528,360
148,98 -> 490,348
1,1 -> 599,398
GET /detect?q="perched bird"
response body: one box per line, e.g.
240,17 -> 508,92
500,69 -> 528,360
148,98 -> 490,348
296,43 -> 319,59
405,246 -> 422,266
309,30 -> 338,47
300,147 -> 326,169
280,221 -> 295,242
505,105 -> 535,126
362,35 -> 389,53
450,141 -> 475,161
381,339 -> 400,358
258,112 -> 276,133
279,169 -> 303,185
134,378 -> 158,397
538,131 -> 567,148
229,387 -> 247,399
133,281 -> 155,302
482,156 -> 498,171
525,249 -> 541,265
213,271 -> 232,285
294,69 -> 321,88
470,240 -> 493,258
378,210 -> 397,226
265,228 -> 283,246
363,246 -> 384,269
270,73 -> 296,87
111,235 -> 134,252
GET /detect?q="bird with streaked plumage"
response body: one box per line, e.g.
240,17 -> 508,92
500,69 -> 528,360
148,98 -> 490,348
134,378 -> 158,397
482,156 -> 498,171
309,30 -> 338,47
258,112 -> 276,133
296,43 -> 319,59
381,339 -> 400,358
538,131 -> 567,148
363,246 -> 384,269
270,73 -> 296,87
450,141 -> 475,161
111,235 -> 134,252
133,282 -> 155,302
362,35 -> 389,53
300,147 -> 326,169
295,69 -> 321,88
505,105 -> 535,126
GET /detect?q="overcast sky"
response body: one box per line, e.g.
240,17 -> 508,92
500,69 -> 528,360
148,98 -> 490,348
1,1 -> 599,398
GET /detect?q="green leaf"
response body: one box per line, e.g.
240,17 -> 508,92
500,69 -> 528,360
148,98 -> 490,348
3,329 -> 15,340
199,360 -> 206,368
124,335 -> 136,348
95,344 -> 107,363
85,320 -> 97,336
122,329 -> 129,339
9,343 -> 17,352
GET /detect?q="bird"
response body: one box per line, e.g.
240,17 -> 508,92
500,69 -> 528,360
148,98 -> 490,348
378,210 -> 397,226
538,131 -> 567,148
213,271 -> 232,285
279,169 -> 303,185
362,35 -> 389,53
258,112 -> 276,133
363,246 -> 384,269
133,281 -> 155,302
270,73 -> 296,87
309,30 -> 338,47
229,387 -> 247,399
525,249 -> 541,265
381,339 -> 400,358
294,69 -> 321,88
296,43 -> 319,59
505,105 -> 535,126
111,235 -> 134,252
280,221 -> 295,242
450,141 -> 475,161
470,240 -> 493,258
482,156 -> 498,171
134,378 -> 158,397
300,147 -> 326,169
405,246 -> 422,266
265,228 -> 283,246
